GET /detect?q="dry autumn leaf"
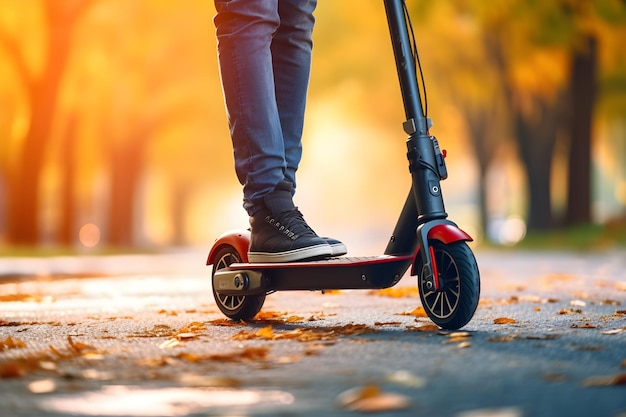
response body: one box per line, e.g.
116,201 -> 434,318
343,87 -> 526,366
179,322 -> 206,334
406,323 -> 439,332
570,323 -> 596,329
583,373 -> 626,387
256,325 -> 276,340
399,306 -> 428,318
373,287 -> 419,298
494,317 -> 517,325
0,294 -> 43,302
336,385 -> 411,413
0,336 -> 27,351
67,336 -> 97,354
159,338 -> 180,349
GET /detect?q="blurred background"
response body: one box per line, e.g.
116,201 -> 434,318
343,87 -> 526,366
0,0 -> 625,256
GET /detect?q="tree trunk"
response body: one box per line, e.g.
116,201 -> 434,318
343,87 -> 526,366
107,143 -> 143,247
514,94 -> 566,231
2,2 -> 94,245
565,36 -> 597,226
58,115 -> 78,246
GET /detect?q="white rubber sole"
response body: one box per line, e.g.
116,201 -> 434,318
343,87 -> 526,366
248,244 -> 333,263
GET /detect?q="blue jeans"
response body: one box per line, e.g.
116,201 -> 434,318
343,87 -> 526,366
214,0 -> 317,216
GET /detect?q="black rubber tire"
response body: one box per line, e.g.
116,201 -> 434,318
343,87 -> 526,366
211,246 -> 265,321
417,241 -> 480,330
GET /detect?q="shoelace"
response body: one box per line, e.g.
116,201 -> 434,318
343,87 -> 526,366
265,208 -> 314,241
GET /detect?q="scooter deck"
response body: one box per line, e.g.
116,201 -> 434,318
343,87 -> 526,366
228,254 -> 414,291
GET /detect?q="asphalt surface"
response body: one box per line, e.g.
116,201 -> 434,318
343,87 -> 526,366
0,249 -> 625,417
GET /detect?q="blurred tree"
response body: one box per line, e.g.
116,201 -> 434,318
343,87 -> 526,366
0,0 -> 95,244
427,0 -> 626,231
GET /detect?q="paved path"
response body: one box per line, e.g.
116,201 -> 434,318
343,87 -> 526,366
0,249 -> 625,417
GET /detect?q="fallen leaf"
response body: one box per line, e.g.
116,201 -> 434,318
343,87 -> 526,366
456,406 -> 523,417
570,323 -> 596,329
28,379 -> 56,394
0,336 -> 27,351
178,373 -> 240,387
601,328 -> 624,335
543,372 -> 567,383
0,363 -> 25,378
131,324 -> 176,338
0,294 -> 43,302
67,336 -> 96,354
336,385 -> 411,413
615,310 -> 626,316
583,373 -> 626,387
208,318 -> 244,327
373,287 -> 419,298
286,315 -> 305,323
457,341 -> 472,349
386,370 -> 427,388
570,300 -> 586,307
402,306 -> 428,318
157,309 -> 177,316
254,311 -> 287,321
487,335 -> 518,343
558,308 -> 582,315
256,325 -> 276,340
179,322 -> 206,334
494,317 -> 516,325
600,299 -> 621,306
406,324 -> 439,332
177,332 -> 198,340
159,338 -> 180,349
374,321 -> 402,326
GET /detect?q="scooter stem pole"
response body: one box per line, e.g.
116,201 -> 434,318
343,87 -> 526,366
383,0 -> 425,127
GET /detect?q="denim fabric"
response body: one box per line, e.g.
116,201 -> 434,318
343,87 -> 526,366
214,0 -> 317,215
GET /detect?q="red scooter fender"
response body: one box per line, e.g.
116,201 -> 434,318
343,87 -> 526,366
206,229 -> 251,265
411,223 -> 473,276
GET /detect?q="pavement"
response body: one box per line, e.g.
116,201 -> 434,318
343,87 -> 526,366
0,249 -> 625,417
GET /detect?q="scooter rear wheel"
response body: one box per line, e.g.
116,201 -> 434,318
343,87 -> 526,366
418,241 -> 480,330
212,246 -> 265,321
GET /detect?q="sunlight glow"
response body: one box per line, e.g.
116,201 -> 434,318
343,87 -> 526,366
40,386 -> 294,416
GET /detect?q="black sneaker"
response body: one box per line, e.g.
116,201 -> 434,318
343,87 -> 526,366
321,237 -> 348,256
248,182 -> 334,263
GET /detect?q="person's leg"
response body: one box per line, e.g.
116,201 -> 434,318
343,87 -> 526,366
271,0 -> 347,256
214,0 -> 286,216
271,0 -> 316,189
214,0 -> 333,262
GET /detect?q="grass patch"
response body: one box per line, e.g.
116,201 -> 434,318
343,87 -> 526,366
501,219 -> 626,251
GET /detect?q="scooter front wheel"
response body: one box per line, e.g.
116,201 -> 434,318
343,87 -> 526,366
212,246 -> 265,321
417,241 -> 480,330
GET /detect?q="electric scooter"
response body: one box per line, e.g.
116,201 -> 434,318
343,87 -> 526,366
207,0 -> 480,330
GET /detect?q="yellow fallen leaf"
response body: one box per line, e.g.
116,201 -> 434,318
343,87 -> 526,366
179,322 -> 206,333
336,385 -> 411,412
493,317 -> 516,325
256,325 -> 275,340
67,336 -> 96,354
159,338 -> 180,349
0,336 -> 27,351
374,287 -> 419,298
403,306 -> 428,318
406,324 -> 439,332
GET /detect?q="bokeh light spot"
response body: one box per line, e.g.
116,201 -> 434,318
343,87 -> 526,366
79,223 -> 101,248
